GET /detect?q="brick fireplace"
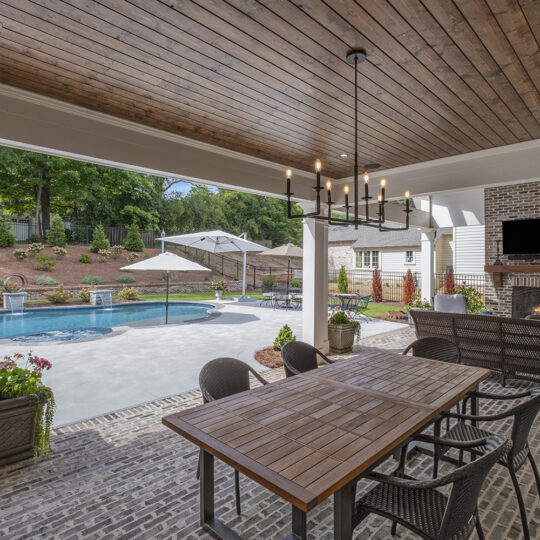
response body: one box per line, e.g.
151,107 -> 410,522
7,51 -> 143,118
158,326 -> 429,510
485,181 -> 540,317
512,284 -> 540,319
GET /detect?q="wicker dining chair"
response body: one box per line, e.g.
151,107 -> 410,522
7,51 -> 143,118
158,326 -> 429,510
403,337 -> 462,433
281,340 -> 334,378
402,337 -> 461,364
196,357 -> 268,515
432,386 -> 540,540
354,434 -> 511,540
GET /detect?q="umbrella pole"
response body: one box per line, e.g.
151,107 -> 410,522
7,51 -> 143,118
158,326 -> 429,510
287,257 -> 290,294
166,271 -> 169,324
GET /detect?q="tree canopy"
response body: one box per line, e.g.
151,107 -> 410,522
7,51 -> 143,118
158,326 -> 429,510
0,147 -> 302,246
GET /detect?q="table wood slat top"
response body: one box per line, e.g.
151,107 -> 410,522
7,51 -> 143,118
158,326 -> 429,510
163,350 -> 489,511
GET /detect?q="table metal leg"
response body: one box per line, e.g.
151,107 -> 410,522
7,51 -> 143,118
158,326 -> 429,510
291,505 -> 307,539
334,481 -> 354,540
200,450 -> 242,540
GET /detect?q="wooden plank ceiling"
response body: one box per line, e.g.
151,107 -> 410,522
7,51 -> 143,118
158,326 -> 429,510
0,0 -> 538,178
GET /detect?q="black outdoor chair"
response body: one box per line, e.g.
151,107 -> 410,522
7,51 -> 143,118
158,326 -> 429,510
403,337 -> 462,433
402,337 -> 461,364
432,386 -> 540,540
196,357 -> 268,515
354,434 -> 511,540
281,340 -> 334,378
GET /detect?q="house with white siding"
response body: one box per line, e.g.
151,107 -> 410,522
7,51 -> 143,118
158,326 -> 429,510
328,225 -> 485,275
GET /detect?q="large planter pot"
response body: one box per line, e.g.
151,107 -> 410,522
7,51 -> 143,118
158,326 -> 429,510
0,395 -> 36,466
215,290 -> 223,300
328,323 -> 356,354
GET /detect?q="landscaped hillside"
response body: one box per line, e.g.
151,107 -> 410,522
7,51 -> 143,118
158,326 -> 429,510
0,245 -> 210,288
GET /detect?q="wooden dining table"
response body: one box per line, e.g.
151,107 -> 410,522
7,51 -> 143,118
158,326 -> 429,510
162,350 -> 490,539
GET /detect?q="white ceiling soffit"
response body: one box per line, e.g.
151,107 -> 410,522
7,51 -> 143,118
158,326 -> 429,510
0,84 -> 316,201
335,139 -> 540,199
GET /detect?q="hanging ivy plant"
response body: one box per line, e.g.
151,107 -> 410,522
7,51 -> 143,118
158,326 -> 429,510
0,353 -> 55,457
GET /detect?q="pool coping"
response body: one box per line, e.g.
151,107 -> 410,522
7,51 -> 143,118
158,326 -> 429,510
0,300 -> 222,344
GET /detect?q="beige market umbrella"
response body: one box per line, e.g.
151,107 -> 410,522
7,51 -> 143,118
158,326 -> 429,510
122,251 -> 210,323
260,243 -> 303,294
160,230 -> 267,300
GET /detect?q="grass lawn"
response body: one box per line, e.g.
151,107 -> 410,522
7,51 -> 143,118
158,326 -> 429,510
26,293 -> 401,319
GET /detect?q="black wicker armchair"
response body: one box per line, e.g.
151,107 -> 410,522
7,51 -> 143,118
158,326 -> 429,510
433,386 -> 540,540
197,357 -> 268,515
354,434 -> 511,540
402,337 -> 461,364
281,340 -> 334,378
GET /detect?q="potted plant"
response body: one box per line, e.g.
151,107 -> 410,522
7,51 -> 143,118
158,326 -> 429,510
0,352 -> 55,466
210,279 -> 228,300
328,310 -> 360,353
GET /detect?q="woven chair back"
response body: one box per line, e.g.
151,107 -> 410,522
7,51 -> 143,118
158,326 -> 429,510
403,337 -> 460,364
281,341 -> 320,378
440,435 -> 511,539
199,357 -> 258,403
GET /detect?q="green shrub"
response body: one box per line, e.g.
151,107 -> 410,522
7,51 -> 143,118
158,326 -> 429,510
79,287 -> 91,302
455,283 -> 484,314
81,275 -> 104,285
45,215 -> 66,247
289,278 -> 301,288
90,224 -> 110,253
118,286 -> 138,300
28,234 -> 41,244
52,246 -> 67,259
0,215 -> 16,247
110,245 -> 124,259
126,252 -> 139,263
116,274 -> 135,283
328,310 -> 360,336
36,276 -> 57,286
44,286 -> 70,304
97,249 -> 110,263
123,224 -> 144,252
262,274 -> 275,290
337,265 -> 348,293
409,292 -> 433,310
273,324 -> 296,351
79,253 -> 92,263
28,242 -> 44,256
34,254 -> 56,271
13,248 -> 28,261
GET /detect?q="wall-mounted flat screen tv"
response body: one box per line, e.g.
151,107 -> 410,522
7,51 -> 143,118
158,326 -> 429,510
502,218 -> 540,255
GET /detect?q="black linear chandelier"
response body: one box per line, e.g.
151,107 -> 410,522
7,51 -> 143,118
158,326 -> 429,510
285,48 -> 412,231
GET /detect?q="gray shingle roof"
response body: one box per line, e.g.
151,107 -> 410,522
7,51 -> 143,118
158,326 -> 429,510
328,225 -> 422,248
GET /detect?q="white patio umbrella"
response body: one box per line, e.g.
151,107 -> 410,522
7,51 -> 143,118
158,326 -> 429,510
260,243 -> 303,294
121,251 -> 210,323
160,230 -> 267,301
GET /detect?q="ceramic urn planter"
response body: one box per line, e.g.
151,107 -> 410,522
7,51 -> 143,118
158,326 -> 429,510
328,323 -> 356,354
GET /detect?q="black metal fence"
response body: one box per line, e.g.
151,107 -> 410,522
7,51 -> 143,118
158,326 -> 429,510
174,245 -> 292,289
10,221 -> 158,249
328,269 -> 486,303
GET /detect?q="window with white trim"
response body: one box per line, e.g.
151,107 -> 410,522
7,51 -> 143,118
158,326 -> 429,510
355,250 -> 379,269
405,250 -> 414,264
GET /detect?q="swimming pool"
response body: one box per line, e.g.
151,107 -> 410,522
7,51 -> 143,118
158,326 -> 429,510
0,302 -> 215,342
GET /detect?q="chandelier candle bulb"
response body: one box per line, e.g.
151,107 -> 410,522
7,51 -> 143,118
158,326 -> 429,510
380,178 -> 386,201
285,168 -> 292,196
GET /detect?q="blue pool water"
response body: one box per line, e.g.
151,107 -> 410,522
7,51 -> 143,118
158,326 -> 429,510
0,302 -> 214,342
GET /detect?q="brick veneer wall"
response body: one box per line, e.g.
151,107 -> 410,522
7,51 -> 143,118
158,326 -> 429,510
485,181 -> 540,316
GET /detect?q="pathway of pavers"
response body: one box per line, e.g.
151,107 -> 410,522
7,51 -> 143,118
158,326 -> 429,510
0,326 -> 537,539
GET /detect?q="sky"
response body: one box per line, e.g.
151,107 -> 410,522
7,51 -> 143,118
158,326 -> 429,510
166,180 -> 217,195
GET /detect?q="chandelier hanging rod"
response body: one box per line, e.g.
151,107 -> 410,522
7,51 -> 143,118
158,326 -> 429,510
285,48 -> 412,231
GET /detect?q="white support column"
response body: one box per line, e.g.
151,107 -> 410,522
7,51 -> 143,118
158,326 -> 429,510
302,216 -> 329,353
421,230 -> 435,302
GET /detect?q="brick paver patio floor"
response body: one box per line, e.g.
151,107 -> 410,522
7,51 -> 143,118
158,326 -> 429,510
1,326 -> 538,539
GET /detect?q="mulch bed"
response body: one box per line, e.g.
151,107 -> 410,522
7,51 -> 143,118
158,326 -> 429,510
254,347 -> 283,368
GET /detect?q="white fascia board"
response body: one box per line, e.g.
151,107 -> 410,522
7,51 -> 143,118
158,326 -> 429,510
0,84 -> 315,201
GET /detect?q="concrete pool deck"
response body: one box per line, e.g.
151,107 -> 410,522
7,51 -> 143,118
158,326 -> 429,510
1,300 -> 406,426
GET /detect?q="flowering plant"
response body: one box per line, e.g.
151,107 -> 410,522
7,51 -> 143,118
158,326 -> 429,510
0,352 -> 55,456
209,279 -> 228,292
